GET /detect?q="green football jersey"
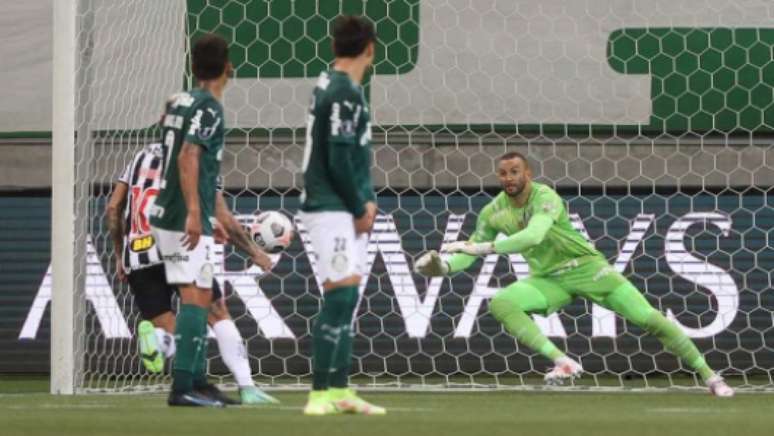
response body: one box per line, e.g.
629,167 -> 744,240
470,182 -> 603,276
150,88 -> 224,235
300,70 -> 375,216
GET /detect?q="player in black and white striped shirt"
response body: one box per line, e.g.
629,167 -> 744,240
107,142 -> 277,405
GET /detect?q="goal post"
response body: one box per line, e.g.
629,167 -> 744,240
56,0 -> 774,393
51,0 -> 78,395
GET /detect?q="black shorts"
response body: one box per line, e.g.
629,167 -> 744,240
127,264 -> 223,320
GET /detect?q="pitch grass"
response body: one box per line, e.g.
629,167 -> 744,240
1,377 -> 772,436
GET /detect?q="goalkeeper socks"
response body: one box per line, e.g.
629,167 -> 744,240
644,310 -> 714,381
213,319 -> 255,387
490,294 -> 564,361
171,304 -> 208,393
312,286 -> 358,390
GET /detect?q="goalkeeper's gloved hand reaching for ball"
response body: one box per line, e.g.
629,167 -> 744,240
413,250 -> 450,276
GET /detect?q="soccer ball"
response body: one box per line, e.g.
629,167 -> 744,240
250,211 -> 294,253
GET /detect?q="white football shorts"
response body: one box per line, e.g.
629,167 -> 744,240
151,227 -> 215,289
297,210 -> 369,284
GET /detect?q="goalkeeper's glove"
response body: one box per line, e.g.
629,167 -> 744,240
413,250 -> 450,277
443,241 -> 495,256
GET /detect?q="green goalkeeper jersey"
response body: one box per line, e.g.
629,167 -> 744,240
300,70 -> 375,217
150,88 -> 224,235
450,182 -> 603,276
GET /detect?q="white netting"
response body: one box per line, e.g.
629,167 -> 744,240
70,0 -> 774,393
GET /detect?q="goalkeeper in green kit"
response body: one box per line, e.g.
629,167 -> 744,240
414,152 -> 734,397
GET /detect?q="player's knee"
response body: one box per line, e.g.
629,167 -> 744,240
490,291 -> 523,322
208,300 -> 230,323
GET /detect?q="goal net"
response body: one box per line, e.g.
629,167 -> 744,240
57,0 -> 774,393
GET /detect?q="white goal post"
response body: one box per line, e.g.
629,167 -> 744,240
51,0 -> 774,394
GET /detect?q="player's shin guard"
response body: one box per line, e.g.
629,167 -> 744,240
312,286 -> 358,391
490,292 -> 564,361
172,304 -> 208,393
212,319 -> 254,387
643,310 -> 714,381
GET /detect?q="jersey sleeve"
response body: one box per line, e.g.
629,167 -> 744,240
117,161 -> 132,184
184,99 -> 223,150
530,187 -> 563,223
492,189 -> 561,255
447,203 -> 497,274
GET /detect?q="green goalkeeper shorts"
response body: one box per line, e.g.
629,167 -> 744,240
510,257 -> 633,315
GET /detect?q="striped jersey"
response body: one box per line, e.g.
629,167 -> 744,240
117,143 -> 165,272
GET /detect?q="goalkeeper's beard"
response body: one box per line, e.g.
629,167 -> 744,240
503,181 -> 526,197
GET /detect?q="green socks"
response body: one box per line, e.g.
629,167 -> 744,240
312,286 -> 358,390
605,283 -> 715,382
172,304 -> 209,393
643,310 -> 714,381
490,294 -> 564,361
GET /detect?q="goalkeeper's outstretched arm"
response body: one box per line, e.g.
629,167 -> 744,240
444,214 -> 554,258
414,206 -> 497,277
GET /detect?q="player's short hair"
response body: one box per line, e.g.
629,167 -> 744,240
192,33 -> 230,80
332,15 -> 376,58
499,151 -> 530,167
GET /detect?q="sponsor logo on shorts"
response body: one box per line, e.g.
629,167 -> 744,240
331,254 -> 349,273
163,253 -> 189,262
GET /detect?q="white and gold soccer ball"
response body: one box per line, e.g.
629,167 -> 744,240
250,211 -> 294,253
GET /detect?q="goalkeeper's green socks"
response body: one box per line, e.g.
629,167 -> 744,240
643,310 -> 715,381
171,304 -> 208,393
489,291 -> 565,361
312,286 -> 358,390
605,282 -> 716,382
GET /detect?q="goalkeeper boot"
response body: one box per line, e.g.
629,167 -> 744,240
544,357 -> 583,386
707,375 -> 735,397
195,383 -> 241,405
240,386 -> 280,405
168,391 -> 225,408
137,320 -> 164,374
329,388 -> 386,416
303,390 -> 339,416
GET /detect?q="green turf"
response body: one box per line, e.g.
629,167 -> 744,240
1,378 -> 772,436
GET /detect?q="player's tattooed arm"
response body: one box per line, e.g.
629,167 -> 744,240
106,181 -> 128,280
215,192 -> 273,271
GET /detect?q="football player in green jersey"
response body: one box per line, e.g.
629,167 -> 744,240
297,16 -> 385,416
414,152 -> 734,397
150,34 -> 272,407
